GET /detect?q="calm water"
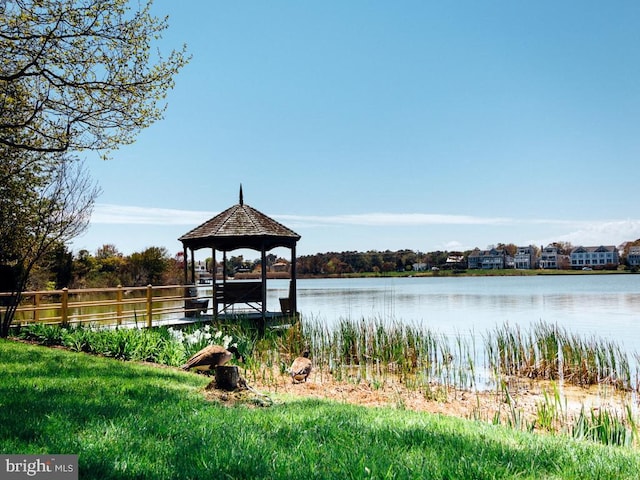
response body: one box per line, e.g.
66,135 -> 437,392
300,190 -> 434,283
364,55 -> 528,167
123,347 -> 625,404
267,275 -> 640,353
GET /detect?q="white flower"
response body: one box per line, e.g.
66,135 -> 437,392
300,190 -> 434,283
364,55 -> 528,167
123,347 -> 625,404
214,330 -> 222,340
167,327 -> 185,343
204,324 -> 210,332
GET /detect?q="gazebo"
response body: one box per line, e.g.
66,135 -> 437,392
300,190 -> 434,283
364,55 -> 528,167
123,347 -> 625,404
178,187 -> 301,330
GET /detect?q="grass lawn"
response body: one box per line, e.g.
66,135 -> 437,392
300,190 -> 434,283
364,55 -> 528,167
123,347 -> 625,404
1,339 -> 639,479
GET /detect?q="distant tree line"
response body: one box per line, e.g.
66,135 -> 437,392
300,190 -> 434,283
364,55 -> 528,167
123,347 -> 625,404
297,250 -> 436,275
14,238 -> 640,293
25,243 -> 183,291
295,244 -> 569,276
296,240 -> 640,275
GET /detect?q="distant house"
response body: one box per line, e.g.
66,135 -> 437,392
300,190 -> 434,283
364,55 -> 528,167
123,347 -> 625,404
193,260 -> 212,283
194,260 -> 207,273
412,262 -> 428,271
445,254 -> 466,269
514,245 -> 538,269
539,245 -> 560,269
539,245 -> 571,269
467,249 -> 481,269
271,261 -> 290,273
570,246 -> 619,270
627,246 -> 640,267
468,248 -> 509,269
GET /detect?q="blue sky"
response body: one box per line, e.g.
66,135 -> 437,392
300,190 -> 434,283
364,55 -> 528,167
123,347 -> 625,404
73,1 -> 640,259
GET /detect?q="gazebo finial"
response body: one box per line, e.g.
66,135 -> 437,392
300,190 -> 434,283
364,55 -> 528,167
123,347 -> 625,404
239,184 -> 244,206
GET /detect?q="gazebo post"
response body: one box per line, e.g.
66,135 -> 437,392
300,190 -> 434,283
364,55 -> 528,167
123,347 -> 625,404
212,248 -> 217,319
222,250 -> 227,315
221,250 -> 227,313
182,246 -> 188,284
211,248 -> 215,281
291,245 -> 297,315
260,247 -> 267,334
222,251 -> 227,282
190,249 -> 196,284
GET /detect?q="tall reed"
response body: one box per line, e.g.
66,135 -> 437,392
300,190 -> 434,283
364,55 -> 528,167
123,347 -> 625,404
571,404 -> 637,447
289,316 -> 475,395
485,321 -> 633,391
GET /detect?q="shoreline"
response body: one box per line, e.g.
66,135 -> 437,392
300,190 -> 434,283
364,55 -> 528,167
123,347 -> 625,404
207,366 -> 638,440
230,268 -> 637,280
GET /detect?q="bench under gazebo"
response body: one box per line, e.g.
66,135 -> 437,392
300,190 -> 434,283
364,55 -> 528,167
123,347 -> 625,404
178,187 -> 301,331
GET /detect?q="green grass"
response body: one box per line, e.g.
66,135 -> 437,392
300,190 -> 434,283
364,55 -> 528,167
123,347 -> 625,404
2,340 -> 640,479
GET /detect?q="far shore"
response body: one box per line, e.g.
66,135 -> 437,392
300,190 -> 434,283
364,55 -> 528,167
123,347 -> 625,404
231,268 -> 636,281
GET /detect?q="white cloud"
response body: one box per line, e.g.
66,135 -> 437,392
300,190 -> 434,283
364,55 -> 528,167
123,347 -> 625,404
544,220 -> 640,247
91,204 -> 640,248
440,240 -> 465,251
93,204 -> 518,227
92,204 -> 214,225
276,213 -> 513,227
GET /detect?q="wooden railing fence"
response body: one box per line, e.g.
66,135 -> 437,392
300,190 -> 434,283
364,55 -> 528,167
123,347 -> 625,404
0,285 -> 208,329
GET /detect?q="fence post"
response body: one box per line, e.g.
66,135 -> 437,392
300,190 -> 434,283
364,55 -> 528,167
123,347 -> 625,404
146,284 -> 153,328
116,285 -> 123,326
61,288 -> 69,326
34,293 -> 41,323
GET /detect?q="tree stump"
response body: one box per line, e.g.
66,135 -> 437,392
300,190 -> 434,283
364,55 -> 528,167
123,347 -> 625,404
215,365 -> 240,391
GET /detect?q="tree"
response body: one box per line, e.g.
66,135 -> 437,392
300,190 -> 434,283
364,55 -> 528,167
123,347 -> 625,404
497,243 -> 518,257
71,248 -> 97,287
0,0 -> 189,158
92,244 -> 125,286
163,252 -> 184,285
0,154 -> 100,337
125,246 -> 170,286
44,242 -> 73,289
0,0 -> 188,336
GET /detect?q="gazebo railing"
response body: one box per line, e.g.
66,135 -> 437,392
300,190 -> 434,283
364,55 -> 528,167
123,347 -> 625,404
214,281 -> 263,314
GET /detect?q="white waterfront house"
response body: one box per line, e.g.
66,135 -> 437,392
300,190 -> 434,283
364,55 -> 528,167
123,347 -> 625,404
539,245 -> 560,269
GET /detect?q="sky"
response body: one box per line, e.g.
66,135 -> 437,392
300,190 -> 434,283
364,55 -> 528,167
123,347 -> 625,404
72,1 -> 640,260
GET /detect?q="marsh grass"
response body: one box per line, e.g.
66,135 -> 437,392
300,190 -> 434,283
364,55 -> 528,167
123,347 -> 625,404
294,316 -> 476,395
535,383 -> 568,433
572,404 -> 637,447
484,321 -> 633,390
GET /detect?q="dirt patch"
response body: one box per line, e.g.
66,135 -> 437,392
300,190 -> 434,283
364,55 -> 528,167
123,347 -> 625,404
201,368 -> 636,431
203,379 -> 275,407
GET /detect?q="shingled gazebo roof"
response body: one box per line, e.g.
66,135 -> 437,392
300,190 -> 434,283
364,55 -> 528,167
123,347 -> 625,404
178,189 -> 300,252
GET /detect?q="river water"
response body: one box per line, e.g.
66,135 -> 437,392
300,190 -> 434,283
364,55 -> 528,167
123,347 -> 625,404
266,275 -> 640,354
